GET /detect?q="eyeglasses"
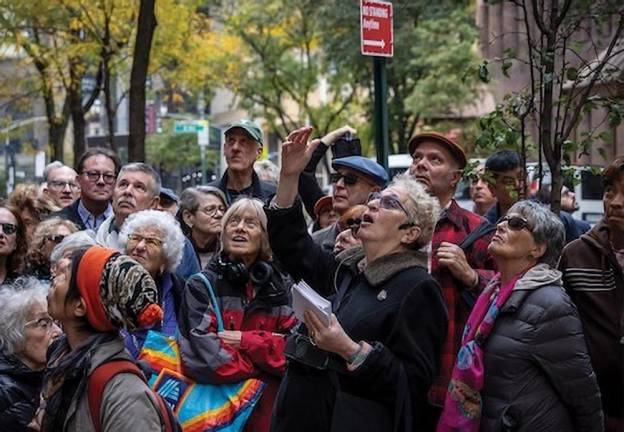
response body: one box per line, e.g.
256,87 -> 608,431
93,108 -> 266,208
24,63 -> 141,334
366,192 -> 411,217
0,223 -> 17,235
227,216 -> 261,230
344,217 -> 360,237
127,233 -> 164,249
330,172 -> 362,186
499,215 -> 532,231
81,171 -> 116,184
48,180 -> 79,190
46,234 -> 66,244
200,205 -> 226,217
24,316 -> 59,332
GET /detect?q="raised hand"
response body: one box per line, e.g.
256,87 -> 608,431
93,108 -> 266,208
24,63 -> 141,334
279,126 -> 317,178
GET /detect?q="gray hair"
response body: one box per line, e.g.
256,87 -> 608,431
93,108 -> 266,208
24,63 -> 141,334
0,276 -> 50,355
118,209 -> 185,272
50,230 -> 98,266
118,163 -> 162,196
43,161 -> 64,182
221,198 -> 272,261
179,186 -> 227,215
389,173 -> 441,250
507,200 -> 565,267
254,160 -> 279,185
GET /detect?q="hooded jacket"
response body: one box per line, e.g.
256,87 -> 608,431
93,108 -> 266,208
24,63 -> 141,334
481,264 -> 603,432
0,351 -> 44,430
559,219 -> 624,420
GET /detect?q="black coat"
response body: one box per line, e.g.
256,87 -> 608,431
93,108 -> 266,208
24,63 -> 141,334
49,199 -> 86,230
480,265 -> 603,432
265,201 -> 448,432
208,170 -> 276,205
0,351 -> 44,431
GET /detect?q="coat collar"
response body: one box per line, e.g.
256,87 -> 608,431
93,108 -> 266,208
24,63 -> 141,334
501,263 -> 562,312
337,246 -> 428,287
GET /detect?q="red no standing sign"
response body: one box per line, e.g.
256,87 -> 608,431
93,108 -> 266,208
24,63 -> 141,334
360,0 -> 393,57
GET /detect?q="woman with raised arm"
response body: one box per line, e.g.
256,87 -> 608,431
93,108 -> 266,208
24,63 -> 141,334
265,127 -> 448,432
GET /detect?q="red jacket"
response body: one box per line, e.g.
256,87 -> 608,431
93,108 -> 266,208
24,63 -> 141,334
428,200 -> 496,406
178,258 -> 297,432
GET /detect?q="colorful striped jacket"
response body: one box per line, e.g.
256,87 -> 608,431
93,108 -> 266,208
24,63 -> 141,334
178,257 -> 297,432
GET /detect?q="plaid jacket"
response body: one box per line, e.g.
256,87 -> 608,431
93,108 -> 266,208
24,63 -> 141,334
428,200 -> 496,406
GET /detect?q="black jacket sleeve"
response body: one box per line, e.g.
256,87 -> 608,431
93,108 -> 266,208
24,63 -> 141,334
298,142 -> 329,217
265,200 -> 337,297
348,275 -> 448,408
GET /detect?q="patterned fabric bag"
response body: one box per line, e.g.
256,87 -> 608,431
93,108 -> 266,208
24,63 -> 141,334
139,331 -> 264,432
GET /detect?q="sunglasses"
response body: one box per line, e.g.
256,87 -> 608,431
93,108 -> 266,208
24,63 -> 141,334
499,215 -> 532,231
0,223 -> 17,235
345,218 -> 361,237
330,172 -> 360,186
46,234 -> 66,244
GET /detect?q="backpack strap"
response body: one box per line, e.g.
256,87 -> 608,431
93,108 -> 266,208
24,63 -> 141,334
88,360 -> 144,432
458,221 -> 496,251
88,360 -> 174,432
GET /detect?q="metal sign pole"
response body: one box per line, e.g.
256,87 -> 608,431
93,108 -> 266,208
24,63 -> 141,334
373,56 -> 389,173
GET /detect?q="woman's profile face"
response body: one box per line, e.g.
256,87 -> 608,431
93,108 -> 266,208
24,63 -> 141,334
488,213 -> 540,261
17,303 -> 62,370
0,208 -> 18,258
333,228 -> 361,254
47,258 -> 72,322
358,187 -> 413,248
223,210 -> 264,265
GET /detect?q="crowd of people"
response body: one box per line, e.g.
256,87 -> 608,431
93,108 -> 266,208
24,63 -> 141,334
0,118 -> 621,432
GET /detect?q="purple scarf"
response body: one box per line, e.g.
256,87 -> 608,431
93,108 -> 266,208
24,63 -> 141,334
437,273 -> 521,432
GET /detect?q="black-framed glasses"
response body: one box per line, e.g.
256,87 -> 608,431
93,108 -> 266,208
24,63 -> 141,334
330,172 -> 360,186
366,192 -> 411,217
46,234 -> 66,244
127,233 -> 164,249
200,204 -> 226,217
81,171 -> 116,184
0,223 -> 17,235
48,180 -> 79,190
499,215 -> 532,231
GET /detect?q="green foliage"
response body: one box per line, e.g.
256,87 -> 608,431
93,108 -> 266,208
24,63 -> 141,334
406,8 -> 480,118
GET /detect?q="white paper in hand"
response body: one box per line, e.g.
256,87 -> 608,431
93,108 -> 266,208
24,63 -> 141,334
292,280 -> 332,327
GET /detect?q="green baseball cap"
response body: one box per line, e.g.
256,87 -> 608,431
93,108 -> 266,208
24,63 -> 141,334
223,119 -> 263,146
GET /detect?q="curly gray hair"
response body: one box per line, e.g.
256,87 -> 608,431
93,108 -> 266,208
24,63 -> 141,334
0,276 -> 50,355
118,209 -> 185,272
506,200 -> 565,267
388,173 -> 442,250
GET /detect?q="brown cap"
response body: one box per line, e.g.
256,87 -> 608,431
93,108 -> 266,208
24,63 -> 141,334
314,195 -> 333,218
408,132 -> 467,169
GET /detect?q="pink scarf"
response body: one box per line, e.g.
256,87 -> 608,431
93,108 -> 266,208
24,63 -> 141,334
437,273 -> 521,432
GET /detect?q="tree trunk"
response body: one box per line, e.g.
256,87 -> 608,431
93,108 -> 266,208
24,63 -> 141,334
128,0 -> 157,162
103,59 -> 117,152
68,58 -> 87,159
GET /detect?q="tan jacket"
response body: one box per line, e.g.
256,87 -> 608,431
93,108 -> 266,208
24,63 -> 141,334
62,337 -> 164,432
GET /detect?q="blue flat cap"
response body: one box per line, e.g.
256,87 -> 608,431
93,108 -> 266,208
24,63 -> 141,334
159,187 -> 179,203
332,156 -> 388,186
